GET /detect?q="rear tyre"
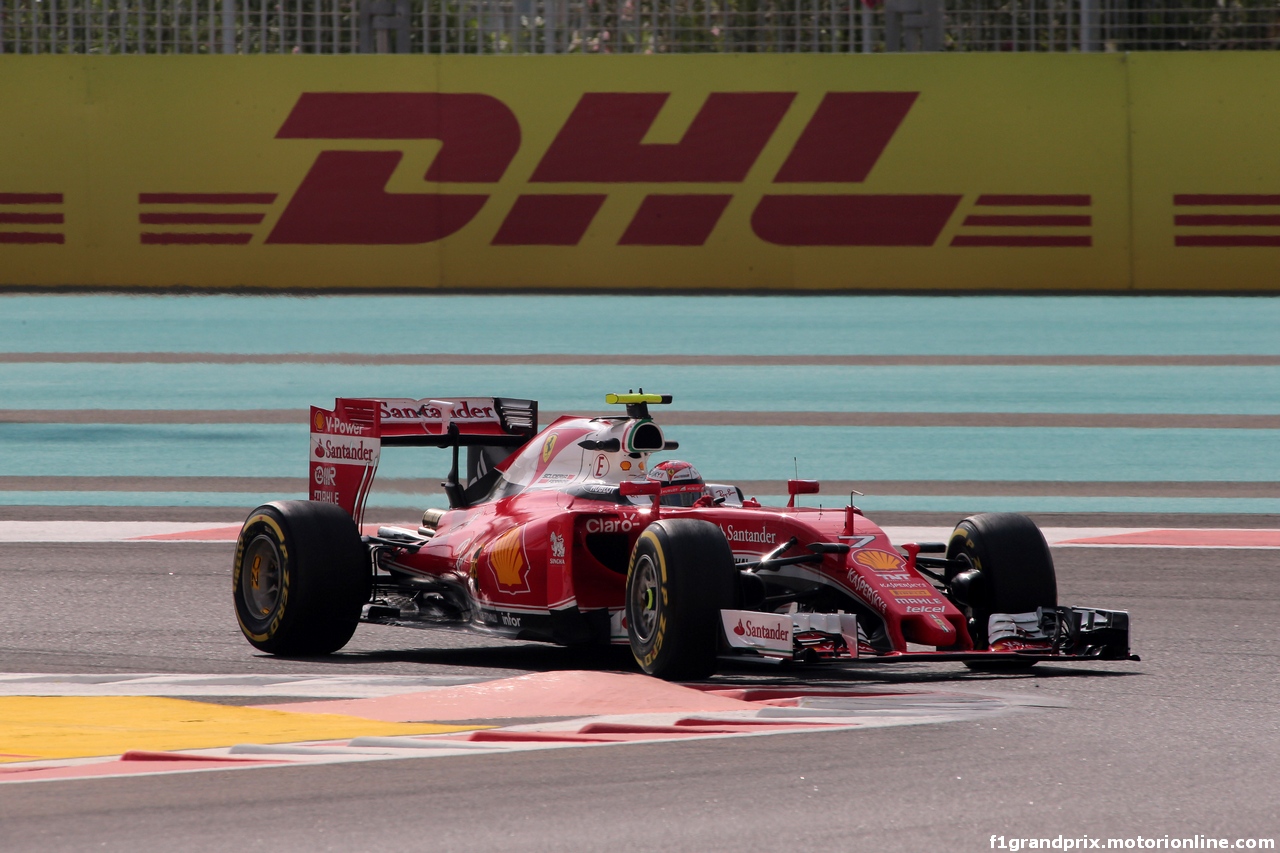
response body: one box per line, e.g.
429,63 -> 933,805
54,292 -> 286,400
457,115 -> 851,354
233,500 -> 370,656
945,512 -> 1057,670
625,519 -> 739,681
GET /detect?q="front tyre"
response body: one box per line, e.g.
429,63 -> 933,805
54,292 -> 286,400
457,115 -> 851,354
946,512 -> 1057,669
625,519 -> 739,681
233,500 -> 370,656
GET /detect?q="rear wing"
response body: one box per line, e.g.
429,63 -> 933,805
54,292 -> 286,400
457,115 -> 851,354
309,397 -> 538,524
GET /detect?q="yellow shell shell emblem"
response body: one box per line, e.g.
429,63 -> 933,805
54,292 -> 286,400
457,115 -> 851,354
488,528 -> 527,590
313,411 -> 326,431
851,549 -> 906,572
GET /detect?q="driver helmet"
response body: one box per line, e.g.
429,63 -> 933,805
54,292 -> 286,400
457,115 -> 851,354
646,460 -> 705,507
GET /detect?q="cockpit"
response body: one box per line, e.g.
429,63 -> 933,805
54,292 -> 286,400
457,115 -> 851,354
473,393 -> 676,504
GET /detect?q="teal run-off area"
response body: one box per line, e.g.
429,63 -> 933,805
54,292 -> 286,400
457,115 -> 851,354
2,294 -> 1279,515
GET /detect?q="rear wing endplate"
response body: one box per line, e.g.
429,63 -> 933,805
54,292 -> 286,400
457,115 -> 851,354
309,397 -> 537,524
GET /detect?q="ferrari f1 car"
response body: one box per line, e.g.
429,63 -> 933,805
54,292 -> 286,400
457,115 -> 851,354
233,393 -> 1135,679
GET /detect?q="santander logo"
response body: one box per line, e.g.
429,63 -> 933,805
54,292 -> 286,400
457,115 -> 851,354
734,618 -> 789,641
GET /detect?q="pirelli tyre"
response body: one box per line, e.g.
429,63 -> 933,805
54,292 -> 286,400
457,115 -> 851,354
625,519 -> 739,681
946,512 -> 1057,668
233,500 -> 370,656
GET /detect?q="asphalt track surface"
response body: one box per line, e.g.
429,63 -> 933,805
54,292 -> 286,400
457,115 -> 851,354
0,539 -> 1277,853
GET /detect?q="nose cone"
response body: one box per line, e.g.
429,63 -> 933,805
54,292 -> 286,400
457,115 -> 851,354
902,612 -> 957,647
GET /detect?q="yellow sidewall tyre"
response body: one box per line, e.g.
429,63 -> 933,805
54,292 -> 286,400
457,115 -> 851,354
625,519 -> 739,681
232,500 -> 370,656
945,512 -> 1057,669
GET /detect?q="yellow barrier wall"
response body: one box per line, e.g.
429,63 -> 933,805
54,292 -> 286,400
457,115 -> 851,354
0,54 -> 1274,290
1128,53 -> 1280,290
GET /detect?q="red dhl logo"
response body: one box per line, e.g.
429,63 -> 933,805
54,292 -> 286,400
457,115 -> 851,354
267,90 -> 961,247
127,91 -> 1085,248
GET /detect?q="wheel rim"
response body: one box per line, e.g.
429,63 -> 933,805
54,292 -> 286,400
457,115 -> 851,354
630,554 -> 660,644
241,534 -> 284,623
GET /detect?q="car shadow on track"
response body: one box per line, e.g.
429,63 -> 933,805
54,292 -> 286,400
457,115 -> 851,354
266,642 -> 641,673
704,661 -> 1141,689
262,643 -> 1141,688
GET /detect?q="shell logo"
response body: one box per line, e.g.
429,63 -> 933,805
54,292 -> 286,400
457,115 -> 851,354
541,433 -> 558,463
852,549 -> 906,572
487,527 -> 528,592
313,411 -> 326,431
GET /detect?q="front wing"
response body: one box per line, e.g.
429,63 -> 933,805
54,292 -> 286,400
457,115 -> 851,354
719,606 -> 1137,665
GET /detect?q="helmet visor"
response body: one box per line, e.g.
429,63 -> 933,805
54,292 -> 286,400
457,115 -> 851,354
660,483 -> 704,507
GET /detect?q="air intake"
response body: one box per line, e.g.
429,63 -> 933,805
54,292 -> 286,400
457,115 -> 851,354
629,422 -> 665,452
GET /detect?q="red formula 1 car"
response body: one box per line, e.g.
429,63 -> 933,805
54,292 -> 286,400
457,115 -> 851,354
233,393 -> 1135,679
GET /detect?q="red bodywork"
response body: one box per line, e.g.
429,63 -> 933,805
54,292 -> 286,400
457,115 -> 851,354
394,492 -> 971,650
309,395 -> 973,655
